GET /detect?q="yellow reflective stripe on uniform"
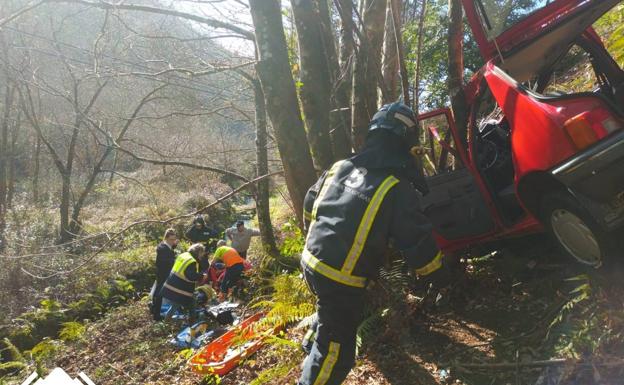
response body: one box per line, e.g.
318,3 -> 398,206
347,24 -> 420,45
172,253 -> 193,272
303,209 -> 313,221
179,258 -> 195,273
163,282 -> 194,297
305,161 -> 345,243
312,341 -> 341,385
310,161 -> 344,220
302,249 -> 367,288
415,251 -> 444,276
341,175 -> 399,275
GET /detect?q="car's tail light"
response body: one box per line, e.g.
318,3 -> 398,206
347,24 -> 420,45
564,114 -> 598,150
564,109 -> 623,150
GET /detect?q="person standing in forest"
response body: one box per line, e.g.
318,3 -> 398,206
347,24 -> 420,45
150,228 -> 178,321
225,220 -> 260,259
160,243 -> 207,322
185,215 -> 217,247
298,103 -> 451,385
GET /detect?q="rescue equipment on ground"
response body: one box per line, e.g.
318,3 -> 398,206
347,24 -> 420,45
188,312 -> 280,376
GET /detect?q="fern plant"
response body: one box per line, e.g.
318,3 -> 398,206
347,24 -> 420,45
547,274 -> 619,359
252,272 -> 315,329
356,259 -> 410,350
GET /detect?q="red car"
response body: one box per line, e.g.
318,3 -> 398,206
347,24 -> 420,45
419,0 -> 624,268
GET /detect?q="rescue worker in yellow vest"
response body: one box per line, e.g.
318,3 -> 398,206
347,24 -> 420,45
212,240 -> 246,302
161,243 -> 207,322
298,102 -> 451,385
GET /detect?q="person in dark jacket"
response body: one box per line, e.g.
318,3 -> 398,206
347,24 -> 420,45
150,228 -> 178,321
185,216 -> 217,244
298,102 -> 451,385
161,243 -> 207,322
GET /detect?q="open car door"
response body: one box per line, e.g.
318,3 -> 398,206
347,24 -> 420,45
462,0 -> 621,82
418,109 -> 495,242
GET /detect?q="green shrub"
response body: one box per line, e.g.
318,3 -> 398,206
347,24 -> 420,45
28,338 -> 62,360
1,338 -> 24,363
0,361 -> 26,376
7,326 -> 36,351
58,322 -> 85,342
278,219 -> 304,258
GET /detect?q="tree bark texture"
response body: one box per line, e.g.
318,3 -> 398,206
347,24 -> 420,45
334,0 -> 357,156
390,0 -> 409,105
381,0 -> 399,103
351,0 -> 387,151
318,0 -> 351,159
290,0 -> 334,171
252,78 -> 279,257
448,0 -> 468,142
249,0 -> 317,225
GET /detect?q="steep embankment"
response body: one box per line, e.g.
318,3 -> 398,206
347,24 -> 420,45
13,235 -> 624,385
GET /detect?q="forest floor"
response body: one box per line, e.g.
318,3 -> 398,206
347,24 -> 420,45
32,235 -> 623,385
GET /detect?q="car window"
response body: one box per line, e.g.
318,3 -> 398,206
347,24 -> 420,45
419,113 -> 464,176
475,0 -> 550,40
593,4 -> 624,68
543,44 -> 598,95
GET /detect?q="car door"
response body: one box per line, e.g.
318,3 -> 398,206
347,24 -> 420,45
418,109 -> 496,241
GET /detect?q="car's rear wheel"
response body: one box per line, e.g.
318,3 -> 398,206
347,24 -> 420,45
540,192 -> 613,268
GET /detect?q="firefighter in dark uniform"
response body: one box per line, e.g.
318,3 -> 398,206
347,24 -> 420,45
298,102 -> 450,385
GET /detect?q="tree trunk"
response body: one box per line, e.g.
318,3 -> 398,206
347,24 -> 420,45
59,174 -> 72,242
334,0 -> 357,156
413,0 -> 427,111
351,0 -> 387,151
390,0 -> 410,105
0,85 -> 12,214
448,0 -> 468,142
252,78 -> 279,257
381,0 -> 399,103
248,0 -> 318,225
290,0 -> 334,171
318,0 -> 351,159
7,111 -> 19,207
108,149 -> 118,185
33,134 -> 40,203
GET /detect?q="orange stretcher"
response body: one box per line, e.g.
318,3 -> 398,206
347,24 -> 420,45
188,312 -> 278,376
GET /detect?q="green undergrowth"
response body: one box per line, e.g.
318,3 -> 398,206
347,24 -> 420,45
0,245 -> 156,378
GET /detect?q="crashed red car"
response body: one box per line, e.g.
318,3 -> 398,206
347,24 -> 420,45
418,0 -> 624,267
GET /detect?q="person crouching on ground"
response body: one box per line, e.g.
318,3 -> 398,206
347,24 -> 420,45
160,243 -> 207,322
212,240 -> 246,302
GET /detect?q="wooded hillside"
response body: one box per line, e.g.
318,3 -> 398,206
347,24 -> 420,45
1,1 -> 623,384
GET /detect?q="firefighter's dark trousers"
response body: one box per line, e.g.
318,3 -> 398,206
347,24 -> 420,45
298,266 -> 366,385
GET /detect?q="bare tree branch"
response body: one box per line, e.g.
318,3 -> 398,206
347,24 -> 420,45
0,1 -> 47,28
113,144 -> 250,183
17,171 -> 283,279
45,0 -> 255,40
